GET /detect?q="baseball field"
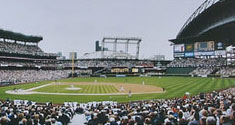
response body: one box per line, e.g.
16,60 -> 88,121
0,76 -> 235,104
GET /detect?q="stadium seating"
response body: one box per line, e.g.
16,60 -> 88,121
63,60 -> 154,68
0,41 -> 42,54
190,67 -> 215,77
216,67 -> 235,76
0,70 -> 70,84
0,70 -> 93,84
167,58 -> 229,76
82,87 -> 235,125
0,41 -> 56,57
167,58 -> 226,68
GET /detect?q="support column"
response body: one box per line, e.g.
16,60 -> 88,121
125,40 -> 129,53
113,39 -> 117,52
101,39 -> 105,58
136,41 -> 140,59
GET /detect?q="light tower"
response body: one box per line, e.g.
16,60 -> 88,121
101,37 -> 142,59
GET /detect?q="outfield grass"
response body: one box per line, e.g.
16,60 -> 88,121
0,77 -> 234,104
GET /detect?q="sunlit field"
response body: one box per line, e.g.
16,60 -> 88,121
0,76 -> 234,104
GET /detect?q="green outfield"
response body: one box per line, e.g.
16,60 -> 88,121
0,77 -> 234,104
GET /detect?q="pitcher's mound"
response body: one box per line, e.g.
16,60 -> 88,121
65,87 -> 81,90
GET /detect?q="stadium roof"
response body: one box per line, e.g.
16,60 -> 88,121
0,29 -> 43,43
170,0 -> 235,45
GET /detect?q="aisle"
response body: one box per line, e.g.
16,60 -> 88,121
69,114 -> 86,125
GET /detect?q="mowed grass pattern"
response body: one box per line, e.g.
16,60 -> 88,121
0,77 -> 234,103
35,85 -> 119,94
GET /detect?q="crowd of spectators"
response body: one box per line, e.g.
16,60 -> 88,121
0,99 -> 75,125
168,58 -> 229,76
61,60 -> 154,68
190,68 -> 215,76
82,87 -> 235,125
171,59 -> 235,77
167,58 -> 226,68
0,70 -> 71,84
0,61 -> 57,68
0,41 -> 56,57
0,69 -> 93,84
216,67 -> 235,76
0,60 -> 154,69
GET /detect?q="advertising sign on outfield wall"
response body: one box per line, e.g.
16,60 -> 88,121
132,68 -> 139,73
194,51 -> 215,56
111,68 -> 129,73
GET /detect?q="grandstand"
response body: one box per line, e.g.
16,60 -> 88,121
0,29 -> 64,85
168,0 -> 235,77
0,29 -> 57,58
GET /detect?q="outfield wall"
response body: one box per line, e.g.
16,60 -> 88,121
166,67 -> 196,75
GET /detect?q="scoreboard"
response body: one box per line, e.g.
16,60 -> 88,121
173,41 -> 226,58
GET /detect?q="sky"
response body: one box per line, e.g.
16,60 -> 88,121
0,0 -> 205,59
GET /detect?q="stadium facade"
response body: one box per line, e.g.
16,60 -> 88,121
166,0 -> 235,77
170,0 -> 235,59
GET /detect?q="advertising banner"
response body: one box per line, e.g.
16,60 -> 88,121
185,52 -> 194,57
207,41 -> 214,51
174,53 -> 184,57
132,68 -> 139,73
215,42 -> 225,50
195,51 -> 215,56
174,44 -> 185,52
111,68 -> 129,73
194,41 -> 214,51
215,50 -> 226,56
185,44 -> 194,52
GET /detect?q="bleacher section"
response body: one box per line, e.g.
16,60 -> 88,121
190,67 -> 215,77
167,58 -> 228,76
216,67 -> 235,77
